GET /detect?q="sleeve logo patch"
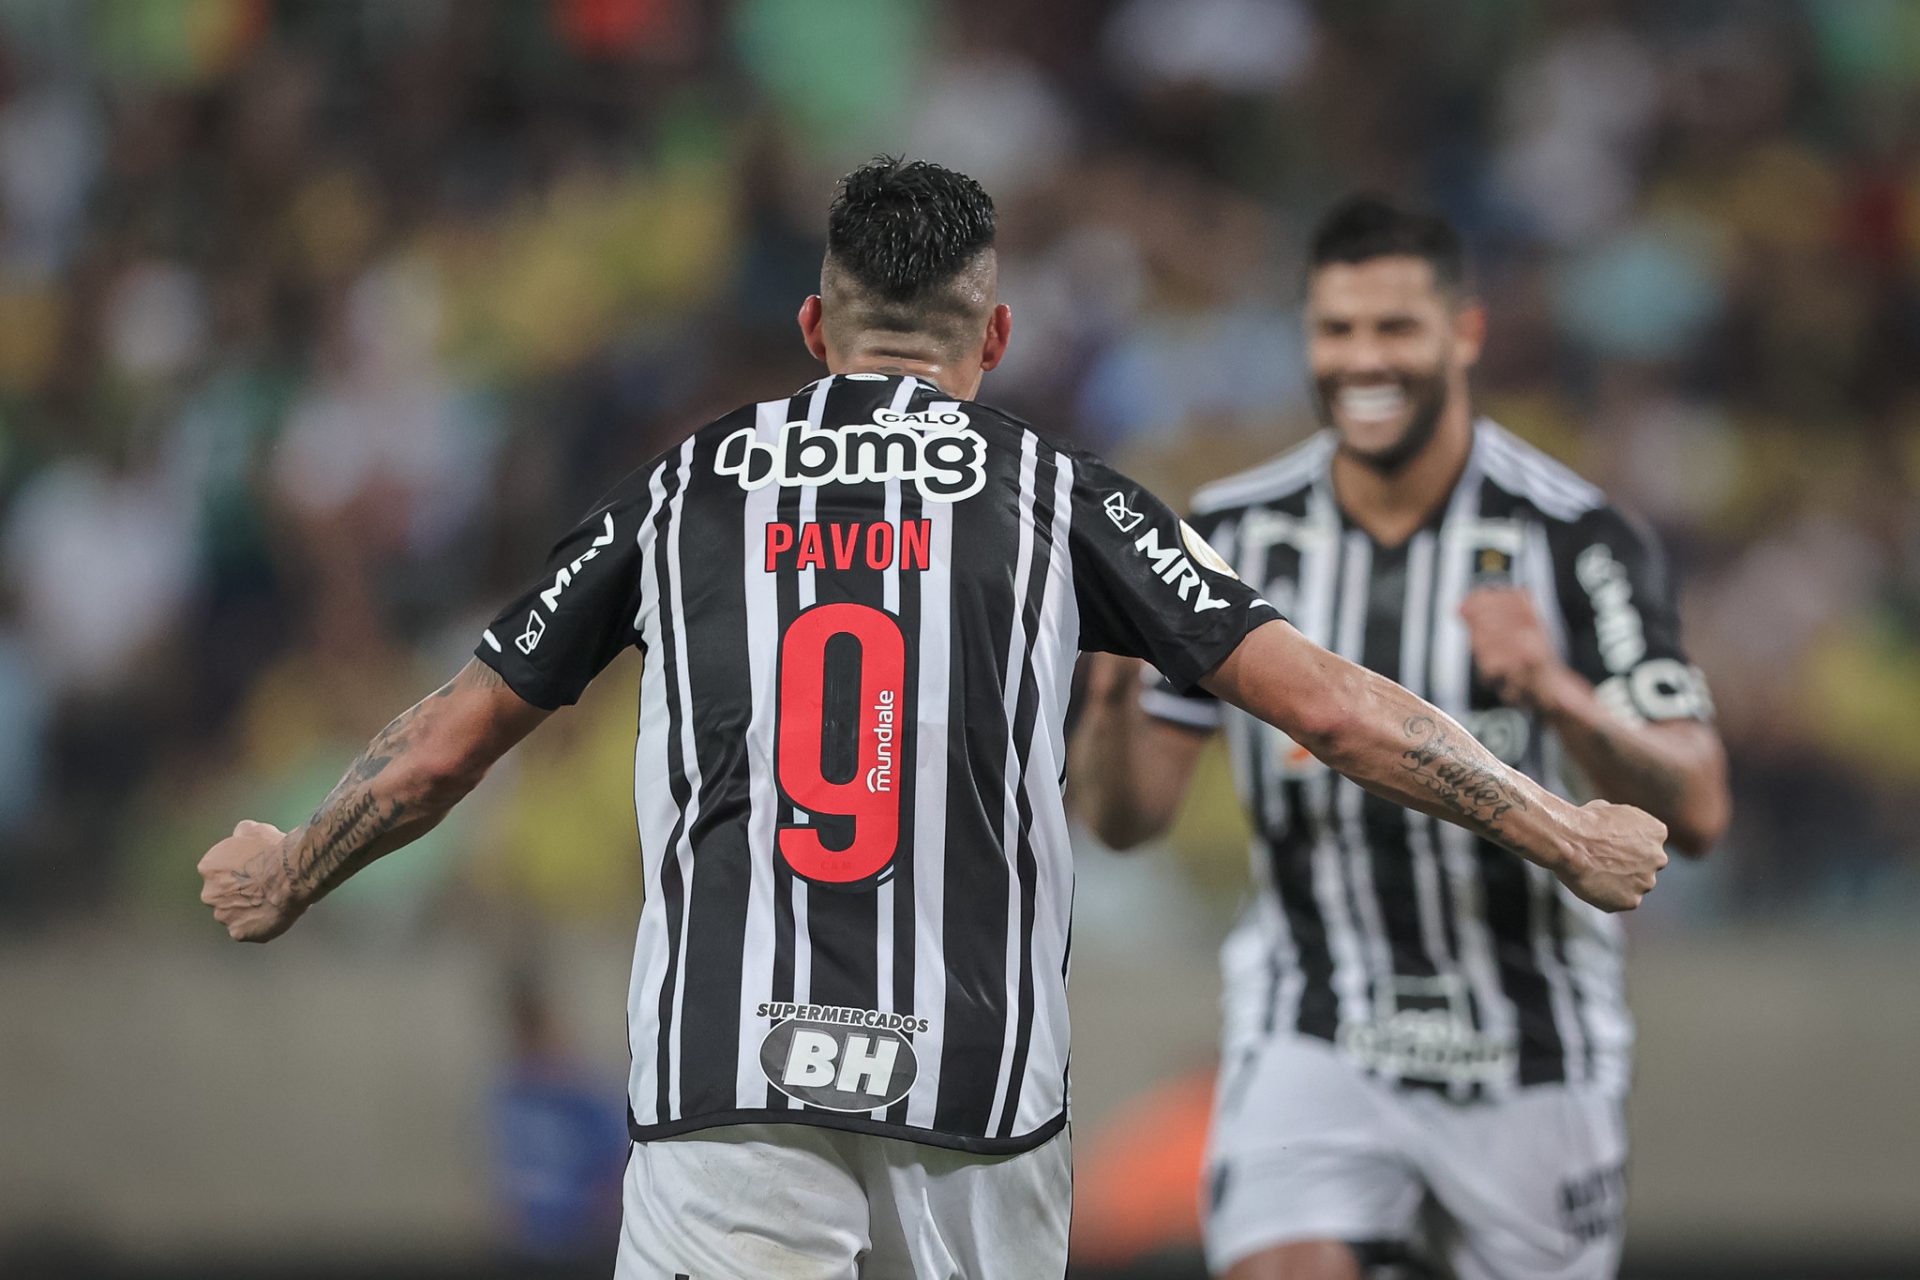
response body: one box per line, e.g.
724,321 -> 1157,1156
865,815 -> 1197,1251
1103,491 -> 1145,532
515,610 -> 547,655
1180,520 -> 1240,580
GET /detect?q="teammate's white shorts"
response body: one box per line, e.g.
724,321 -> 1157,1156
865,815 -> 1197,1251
1204,1035 -> 1626,1280
613,1122 -> 1071,1279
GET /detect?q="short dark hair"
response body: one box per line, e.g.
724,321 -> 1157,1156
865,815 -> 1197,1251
1308,195 -> 1467,293
826,157 -> 996,302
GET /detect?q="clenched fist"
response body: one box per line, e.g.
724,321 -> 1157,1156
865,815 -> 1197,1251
1556,800 -> 1669,912
197,820 -> 304,942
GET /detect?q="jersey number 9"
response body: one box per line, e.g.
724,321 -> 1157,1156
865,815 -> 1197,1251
776,603 -> 908,885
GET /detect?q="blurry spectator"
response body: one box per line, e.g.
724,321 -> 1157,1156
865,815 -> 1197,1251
491,966 -> 627,1271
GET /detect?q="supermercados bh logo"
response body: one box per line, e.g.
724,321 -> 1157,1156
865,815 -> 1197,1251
717,408 -> 986,502
756,1003 -> 927,1111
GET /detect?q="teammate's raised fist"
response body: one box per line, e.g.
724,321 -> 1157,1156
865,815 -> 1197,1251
1556,800 -> 1670,912
197,820 -> 303,943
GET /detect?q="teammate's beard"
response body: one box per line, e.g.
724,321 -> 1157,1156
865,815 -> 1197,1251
1317,368 -> 1450,475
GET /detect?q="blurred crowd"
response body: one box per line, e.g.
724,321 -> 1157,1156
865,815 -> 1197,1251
1,0 -> 1917,932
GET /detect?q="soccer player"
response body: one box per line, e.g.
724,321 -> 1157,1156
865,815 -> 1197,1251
1070,196 -> 1731,1280
199,164 -> 1671,1280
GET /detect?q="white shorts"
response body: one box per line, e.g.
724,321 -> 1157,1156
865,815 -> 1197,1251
1204,1035 -> 1627,1280
613,1123 -> 1072,1280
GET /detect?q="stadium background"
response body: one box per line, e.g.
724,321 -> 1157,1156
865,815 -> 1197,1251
1,0 -> 1917,1276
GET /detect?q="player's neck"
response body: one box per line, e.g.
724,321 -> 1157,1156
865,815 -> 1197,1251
1331,403 -> 1475,548
832,351 -> 979,400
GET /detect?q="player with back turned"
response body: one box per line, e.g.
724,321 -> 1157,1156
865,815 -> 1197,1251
199,162 -> 1671,1279
1071,198 -> 1731,1280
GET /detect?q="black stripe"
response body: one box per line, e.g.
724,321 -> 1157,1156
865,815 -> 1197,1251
996,444 -> 1061,1136
932,433 -> 1028,1135
1359,541 -> 1434,979
672,425 -> 755,1116
648,454 -> 692,1122
1478,844 -> 1564,1085
1273,820 -> 1336,1039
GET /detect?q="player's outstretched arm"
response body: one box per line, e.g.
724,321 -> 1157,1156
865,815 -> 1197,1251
1067,653 -> 1210,850
197,659 -> 549,942
1201,620 -> 1670,912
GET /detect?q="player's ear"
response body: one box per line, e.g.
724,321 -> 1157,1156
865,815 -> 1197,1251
979,303 -> 1012,372
798,295 -> 830,364
1452,297 -> 1487,369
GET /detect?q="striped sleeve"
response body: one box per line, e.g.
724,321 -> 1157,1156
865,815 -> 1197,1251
1548,503 -> 1713,723
475,462 -> 665,709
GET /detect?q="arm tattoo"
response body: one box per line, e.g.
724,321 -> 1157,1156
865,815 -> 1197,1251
286,719 -> 414,897
283,666 -> 491,898
1399,715 -> 1530,840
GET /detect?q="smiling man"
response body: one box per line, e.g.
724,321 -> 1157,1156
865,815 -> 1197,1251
1071,196 -> 1730,1280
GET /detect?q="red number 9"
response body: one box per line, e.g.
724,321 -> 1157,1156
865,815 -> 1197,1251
776,603 -> 908,884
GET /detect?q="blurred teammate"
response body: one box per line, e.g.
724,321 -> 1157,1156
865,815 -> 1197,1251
199,164 -> 1670,1280
1071,197 -> 1730,1280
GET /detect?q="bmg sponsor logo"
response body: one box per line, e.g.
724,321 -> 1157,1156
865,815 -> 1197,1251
756,1004 -> 924,1112
716,412 -> 986,502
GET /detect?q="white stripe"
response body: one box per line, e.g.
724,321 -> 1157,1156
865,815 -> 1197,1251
480,629 -> 502,652
662,438 -> 703,1119
1295,480 -> 1369,1029
1014,451 -> 1080,1132
1520,519 -> 1588,1082
871,378 -> 918,1053
1524,521 -> 1570,661
626,460 -> 677,1125
1495,425 -> 1603,508
1332,530 -> 1397,1047
1399,530 -> 1456,987
1232,499 -> 1313,839
735,400 -> 786,1109
986,431 -> 1042,1136
1140,687 -> 1224,729
1429,444 -> 1517,1094
905,488 -> 955,1128
1477,424 -> 1603,520
1250,859 -> 1305,1038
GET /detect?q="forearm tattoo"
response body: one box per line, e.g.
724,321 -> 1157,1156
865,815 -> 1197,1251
283,664 -> 498,898
1399,715 -> 1530,840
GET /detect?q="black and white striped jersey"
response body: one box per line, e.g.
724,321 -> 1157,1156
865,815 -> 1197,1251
1145,421 -> 1712,1098
475,373 -> 1278,1153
